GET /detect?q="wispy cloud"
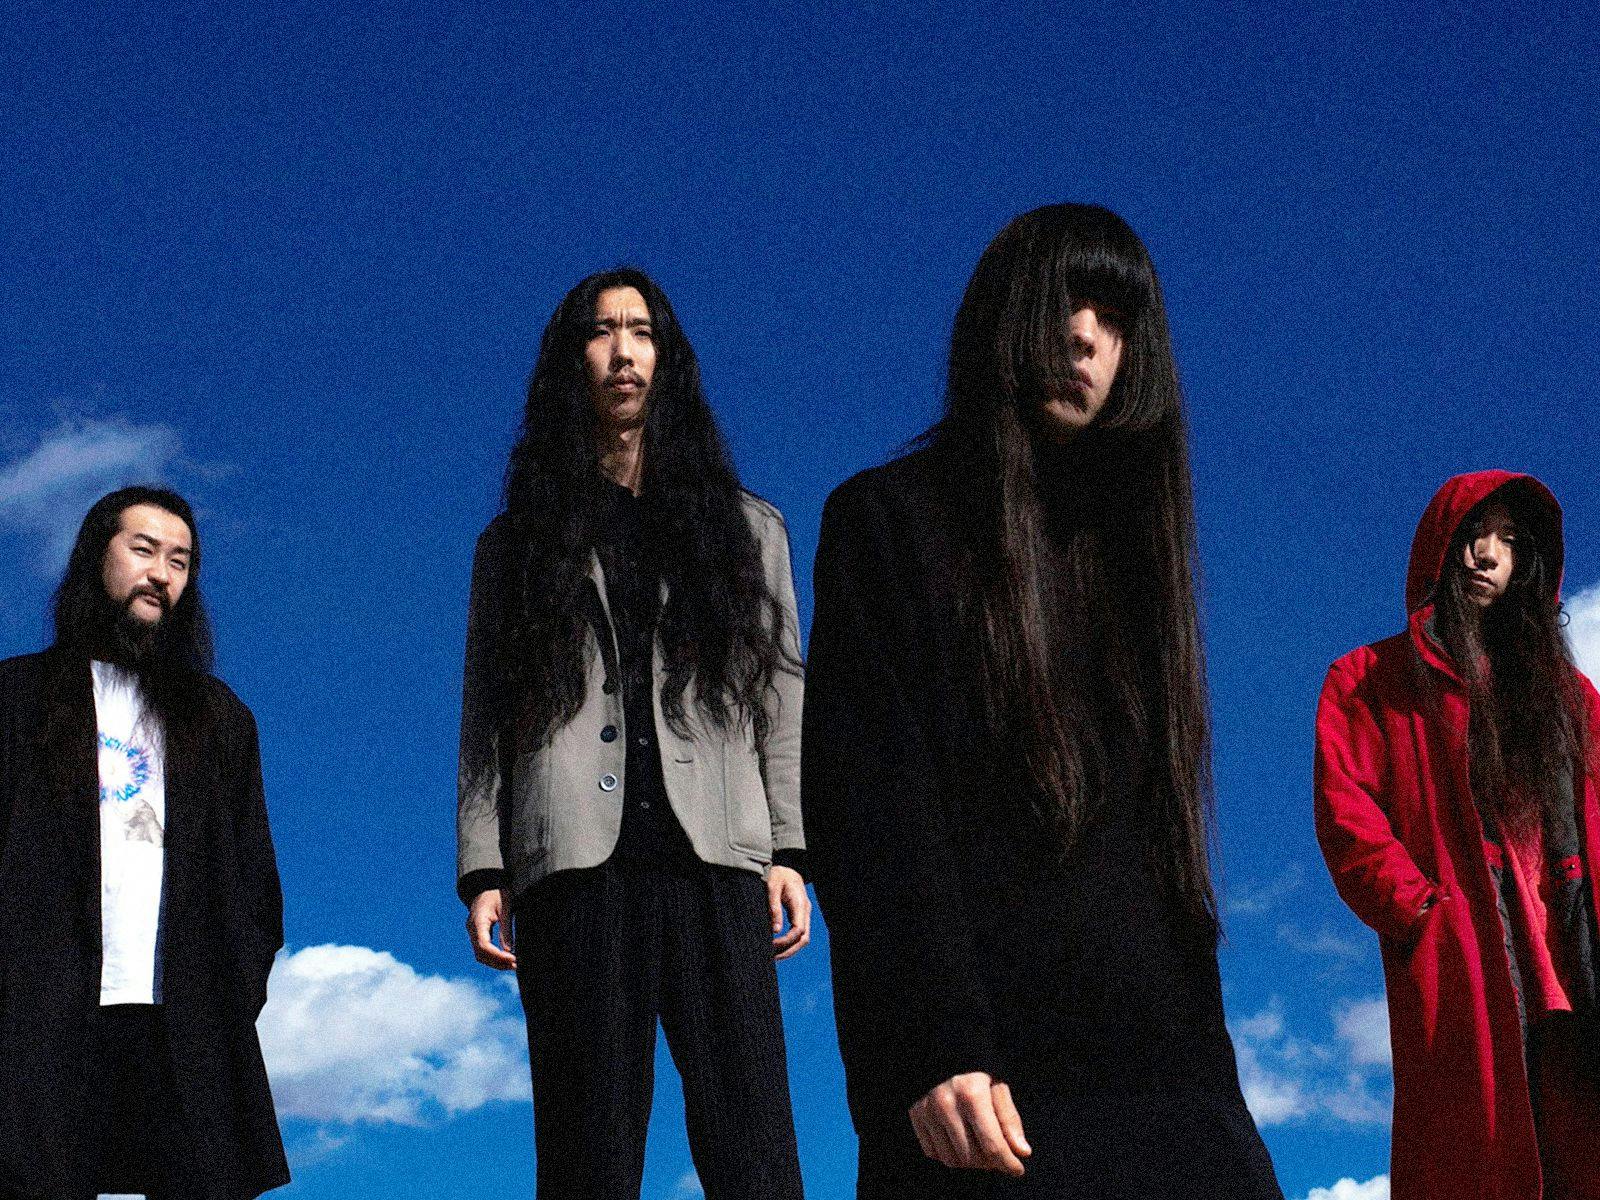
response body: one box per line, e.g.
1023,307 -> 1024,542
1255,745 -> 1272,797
1226,863 -> 1306,916
1230,995 -> 1390,1128
672,1171 -> 706,1198
258,944 -> 529,1128
1276,923 -> 1366,964
0,419 -> 181,573
1566,580 -> 1600,683
1302,1174 -> 1390,1200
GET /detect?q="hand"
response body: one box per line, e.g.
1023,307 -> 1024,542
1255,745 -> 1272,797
467,888 -> 516,970
767,865 -> 811,960
909,1073 -> 1030,1175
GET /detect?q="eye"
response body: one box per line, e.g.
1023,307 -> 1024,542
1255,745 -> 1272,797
635,328 -> 653,341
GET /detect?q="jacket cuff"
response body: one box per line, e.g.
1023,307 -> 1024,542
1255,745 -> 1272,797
772,848 -> 808,881
458,868 -> 507,906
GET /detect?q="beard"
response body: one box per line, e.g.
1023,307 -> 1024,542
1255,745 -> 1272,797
94,588 -> 173,667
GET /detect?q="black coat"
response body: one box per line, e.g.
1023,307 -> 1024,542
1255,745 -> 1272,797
0,649 -> 289,1200
802,449 -> 1282,1197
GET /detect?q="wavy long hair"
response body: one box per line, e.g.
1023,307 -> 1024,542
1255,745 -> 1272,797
1435,490 -> 1590,842
494,267 -> 797,749
44,486 -> 216,790
925,203 -> 1218,935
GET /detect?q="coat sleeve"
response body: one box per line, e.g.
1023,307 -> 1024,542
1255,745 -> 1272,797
755,508 -> 805,860
457,524 -> 508,904
1314,657 -> 1441,941
233,704 -> 284,1017
802,478 -> 1002,1121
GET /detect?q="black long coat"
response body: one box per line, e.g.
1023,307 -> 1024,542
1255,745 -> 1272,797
0,649 -> 288,1200
802,449 -> 1282,1198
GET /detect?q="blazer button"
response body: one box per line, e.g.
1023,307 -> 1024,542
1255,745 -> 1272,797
599,773 -> 619,792
600,725 -> 618,743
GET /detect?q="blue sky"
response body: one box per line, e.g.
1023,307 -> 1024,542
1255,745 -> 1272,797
4,3 -> 1599,1198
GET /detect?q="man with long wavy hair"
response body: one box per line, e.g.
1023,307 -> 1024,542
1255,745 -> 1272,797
1317,472 -> 1600,1199
456,268 -> 808,1198
0,487 -> 287,1200
804,204 -> 1282,1197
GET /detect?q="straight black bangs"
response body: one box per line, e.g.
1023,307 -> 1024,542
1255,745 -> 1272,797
995,206 -> 1156,408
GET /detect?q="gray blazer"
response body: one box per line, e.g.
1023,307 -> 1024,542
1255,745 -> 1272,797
456,493 -> 804,902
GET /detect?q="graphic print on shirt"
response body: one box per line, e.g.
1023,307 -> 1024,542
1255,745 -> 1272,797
100,731 -> 164,847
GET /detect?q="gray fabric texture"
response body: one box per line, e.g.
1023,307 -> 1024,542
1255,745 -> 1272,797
456,493 -> 804,902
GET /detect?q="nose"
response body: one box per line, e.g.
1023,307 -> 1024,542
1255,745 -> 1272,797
148,558 -> 171,586
1069,308 -> 1103,358
1471,537 -> 1499,569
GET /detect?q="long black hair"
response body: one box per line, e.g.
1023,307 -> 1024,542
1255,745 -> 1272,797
46,486 -> 216,787
1435,488 -> 1588,842
926,203 -> 1218,935
495,267 -> 797,749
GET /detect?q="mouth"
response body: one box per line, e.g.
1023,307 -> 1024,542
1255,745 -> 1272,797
128,589 -> 169,615
607,376 -> 644,392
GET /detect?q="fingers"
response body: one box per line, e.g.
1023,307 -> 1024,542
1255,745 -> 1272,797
767,873 -> 784,934
910,1088 -> 970,1168
908,1074 -> 1027,1175
991,1082 -> 1031,1160
963,1081 -> 1025,1175
769,869 -> 812,960
468,890 -> 516,971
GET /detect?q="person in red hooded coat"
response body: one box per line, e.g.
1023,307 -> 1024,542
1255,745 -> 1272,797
1315,470 -> 1600,1200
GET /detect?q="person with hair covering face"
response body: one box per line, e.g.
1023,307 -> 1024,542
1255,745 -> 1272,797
803,204 -> 1281,1197
0,487 -> 287,1200
456,268 -> 808,1198
1316,472 -> 1600,1200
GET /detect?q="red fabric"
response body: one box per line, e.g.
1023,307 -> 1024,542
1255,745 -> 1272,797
1315,470 -> 1600,1200
1500,830 -> 1576,1016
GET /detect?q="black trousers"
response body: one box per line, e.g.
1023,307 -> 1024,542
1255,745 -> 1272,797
513,859 -> 804,1200
7,1004 -> 201,1200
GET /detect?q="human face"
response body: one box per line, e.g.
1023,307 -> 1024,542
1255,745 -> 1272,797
1036,301 -> 1126,442
584,286 -> 656,435
101,503 -> 193,626
1461,500 -> 1516,608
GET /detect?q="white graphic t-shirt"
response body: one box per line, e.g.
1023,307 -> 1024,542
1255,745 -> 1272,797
93,660 -> 166,1005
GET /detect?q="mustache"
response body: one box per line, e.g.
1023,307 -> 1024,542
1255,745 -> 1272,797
125,586 -> 172,616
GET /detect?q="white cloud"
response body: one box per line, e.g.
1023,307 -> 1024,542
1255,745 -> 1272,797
1230,996 -> 1390,1128
1333,996 -> 1391,1068
0,420 -> 181,572
672,1171 -> 705,1197
1226,863 -> 1306,916
1302,1174 -> 1390,1200
258,944 -> 529,1126
1566,580 -> 1600,684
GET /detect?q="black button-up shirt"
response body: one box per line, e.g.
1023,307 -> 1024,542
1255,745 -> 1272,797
594,479 -> 701,871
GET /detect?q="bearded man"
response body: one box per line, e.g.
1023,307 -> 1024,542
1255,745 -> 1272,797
0,487 -> 287,1200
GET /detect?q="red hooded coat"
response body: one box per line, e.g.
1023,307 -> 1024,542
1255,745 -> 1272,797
1314,470 -> 1600,1200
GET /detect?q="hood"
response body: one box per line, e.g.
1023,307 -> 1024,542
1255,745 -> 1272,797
1405,470 -> 1564,614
